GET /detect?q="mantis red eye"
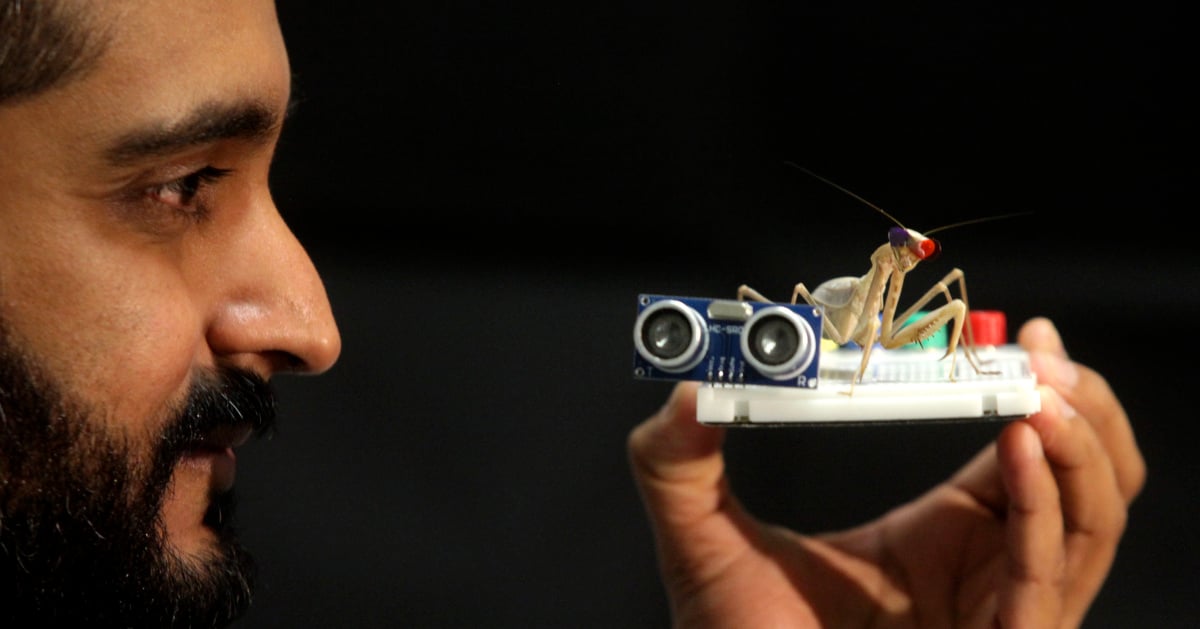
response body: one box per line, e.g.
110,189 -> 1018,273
915,238 -> 940,259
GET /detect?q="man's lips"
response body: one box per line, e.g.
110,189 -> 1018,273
180,425 -> 255,493
180,447 -> 237,493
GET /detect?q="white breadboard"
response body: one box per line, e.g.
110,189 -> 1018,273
697,344 -> 1041,426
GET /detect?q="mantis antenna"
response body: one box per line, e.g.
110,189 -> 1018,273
783,161 -> 1032,235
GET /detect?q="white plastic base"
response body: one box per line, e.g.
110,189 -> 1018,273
697,344 -> 1041,426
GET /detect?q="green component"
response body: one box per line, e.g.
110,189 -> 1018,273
899,311 -> 947,350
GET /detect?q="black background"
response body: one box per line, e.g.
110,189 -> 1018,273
236,2 -> 1194,627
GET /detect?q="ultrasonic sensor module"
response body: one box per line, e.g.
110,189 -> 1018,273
634,294 -> 823,388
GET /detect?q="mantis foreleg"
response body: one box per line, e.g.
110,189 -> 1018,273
882,267 -> 998,378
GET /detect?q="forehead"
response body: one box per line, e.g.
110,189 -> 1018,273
6,0 -> 289,152
102,0 -> 287,82
113,1 -> 287,103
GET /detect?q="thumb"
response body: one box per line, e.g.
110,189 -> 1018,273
629,381 -> 719,470
629,380 -> 768,598
627,381 -> 727,526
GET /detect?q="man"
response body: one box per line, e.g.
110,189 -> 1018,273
2,1 -> 1145,628
1,1 -> 340,625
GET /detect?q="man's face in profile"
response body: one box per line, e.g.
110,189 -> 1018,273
0,0 -> 341,624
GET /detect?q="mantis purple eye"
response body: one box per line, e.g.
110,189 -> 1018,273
888,227 -> 908,247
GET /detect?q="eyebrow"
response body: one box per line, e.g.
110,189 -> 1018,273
103,97 -> 291,165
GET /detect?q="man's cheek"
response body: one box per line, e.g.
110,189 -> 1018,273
54,292 -> 200,440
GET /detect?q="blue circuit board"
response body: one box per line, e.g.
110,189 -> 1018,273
633,294 -> 824,388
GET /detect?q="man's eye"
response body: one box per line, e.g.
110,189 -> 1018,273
146,166 -> 232,214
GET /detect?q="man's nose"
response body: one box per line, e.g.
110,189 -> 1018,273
202,194 -> 341,377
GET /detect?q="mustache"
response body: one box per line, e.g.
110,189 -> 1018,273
160,367 -> 278,457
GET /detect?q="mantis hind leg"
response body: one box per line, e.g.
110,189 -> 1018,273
792,283 -> 857,346
738,283 -> 854,346
736,284 -> 771,303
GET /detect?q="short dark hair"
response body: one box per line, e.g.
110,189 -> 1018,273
0,0 -> 107,106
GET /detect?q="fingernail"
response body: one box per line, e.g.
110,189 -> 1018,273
1031,350 -> 1079,390
1041,317 -> 1066,355
1024,425 -> 1045,460
1053,390 -> 1078,421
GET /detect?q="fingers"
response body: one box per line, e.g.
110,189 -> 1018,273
992,318 -> 1139,627
995,418 -> 1064,628
628,380 -> 774,600
1018,317 -> 1146,503
627,381 -> 728,528
1016,316 -> 1067,357
940,316 -> 1145,519
1021,386 -> 1126,628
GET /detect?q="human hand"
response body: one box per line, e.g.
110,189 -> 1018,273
627,317 -> 1145,628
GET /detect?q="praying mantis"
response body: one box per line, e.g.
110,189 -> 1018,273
737,165 -> 1003,394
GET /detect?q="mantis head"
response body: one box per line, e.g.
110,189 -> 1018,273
888,226 -> 940,265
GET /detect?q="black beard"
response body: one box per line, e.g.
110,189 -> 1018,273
0,325 -> 277,627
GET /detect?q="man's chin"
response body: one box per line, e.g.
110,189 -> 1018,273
150,497 -> 258,628
0,495 -> 256,627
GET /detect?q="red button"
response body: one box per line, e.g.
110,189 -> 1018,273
968,310 -> 1007,346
